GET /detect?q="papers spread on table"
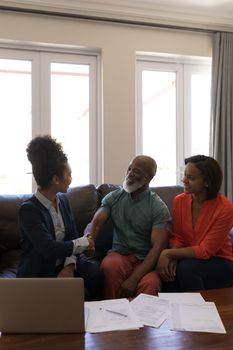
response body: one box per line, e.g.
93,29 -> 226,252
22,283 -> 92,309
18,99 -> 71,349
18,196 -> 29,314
85,293 -> 226,334
170,301 -> 226,334
85,298 -> 143,333
158,292 -> 226,334
130,293 -> 169,328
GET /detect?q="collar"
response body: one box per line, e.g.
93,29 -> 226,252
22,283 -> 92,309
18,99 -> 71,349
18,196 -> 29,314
127,187 -> 150,201
35,189 -> 60,210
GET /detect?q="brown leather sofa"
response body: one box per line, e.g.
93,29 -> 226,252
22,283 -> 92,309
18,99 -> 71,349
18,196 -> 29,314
0,184 -> 184,278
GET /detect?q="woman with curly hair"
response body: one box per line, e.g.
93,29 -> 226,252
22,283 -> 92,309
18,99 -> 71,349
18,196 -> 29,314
17,135 -> 103,300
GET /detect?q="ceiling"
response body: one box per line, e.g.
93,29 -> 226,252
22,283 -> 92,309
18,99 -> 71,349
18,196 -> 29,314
0,0 -> 233,31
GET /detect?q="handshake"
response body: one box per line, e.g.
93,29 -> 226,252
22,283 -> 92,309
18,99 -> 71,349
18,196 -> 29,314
72,224 -> 95,256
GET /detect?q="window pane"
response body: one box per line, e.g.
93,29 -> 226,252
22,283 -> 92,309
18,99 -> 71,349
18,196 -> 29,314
51,62 -> 90,185
142,70 -> 177,186
0,59 -> 32,194
191,72 -> 211,155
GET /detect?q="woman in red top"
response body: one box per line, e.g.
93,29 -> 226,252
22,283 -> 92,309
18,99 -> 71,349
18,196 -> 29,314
157,155 -> 233,292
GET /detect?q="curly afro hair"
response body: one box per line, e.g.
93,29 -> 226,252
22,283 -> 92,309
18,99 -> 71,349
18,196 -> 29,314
27,135 -> 68,189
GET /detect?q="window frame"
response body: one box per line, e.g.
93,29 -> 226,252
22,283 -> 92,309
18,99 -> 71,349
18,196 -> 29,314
136,54 -> 211,185
0,45 -> 102,192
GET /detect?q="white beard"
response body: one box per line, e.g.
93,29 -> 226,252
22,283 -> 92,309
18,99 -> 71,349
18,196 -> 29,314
123,178 -> 146,193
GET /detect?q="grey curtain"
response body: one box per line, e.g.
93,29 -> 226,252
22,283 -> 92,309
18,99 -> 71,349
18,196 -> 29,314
211,32 -> 233,201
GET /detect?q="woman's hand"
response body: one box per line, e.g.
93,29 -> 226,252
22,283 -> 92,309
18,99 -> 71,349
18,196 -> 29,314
156,249 -> 177,282
166,259 -> 177,281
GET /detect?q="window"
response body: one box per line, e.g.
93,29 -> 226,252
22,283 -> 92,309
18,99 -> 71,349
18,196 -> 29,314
136,56 -> 211,186
0,48 -> 100,194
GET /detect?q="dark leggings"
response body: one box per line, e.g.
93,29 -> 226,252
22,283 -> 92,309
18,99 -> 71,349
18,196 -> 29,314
75,254 -> 104,301
162,257 -> 233,292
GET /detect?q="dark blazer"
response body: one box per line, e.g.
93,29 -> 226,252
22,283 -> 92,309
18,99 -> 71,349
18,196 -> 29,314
17,194 -> 79,277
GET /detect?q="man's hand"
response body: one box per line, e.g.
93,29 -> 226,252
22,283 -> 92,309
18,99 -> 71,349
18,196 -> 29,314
85,235 -> 95,257
57,264 -> 75,278
118,277 -> 138,298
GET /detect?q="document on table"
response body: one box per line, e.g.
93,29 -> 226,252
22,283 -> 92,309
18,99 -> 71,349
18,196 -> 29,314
130,293 -> 169,328
170,301 -> 226,334
158,292 -> 205,303
85,298 -> 143,333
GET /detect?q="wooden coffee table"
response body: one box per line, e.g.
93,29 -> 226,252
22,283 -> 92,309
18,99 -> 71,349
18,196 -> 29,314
0,288 -> 232,350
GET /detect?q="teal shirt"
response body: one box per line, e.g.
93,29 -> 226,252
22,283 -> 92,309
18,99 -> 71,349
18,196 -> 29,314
101,188 -> 171,260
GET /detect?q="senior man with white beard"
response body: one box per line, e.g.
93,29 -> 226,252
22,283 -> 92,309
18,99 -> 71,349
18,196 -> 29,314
84,155 -> 171,299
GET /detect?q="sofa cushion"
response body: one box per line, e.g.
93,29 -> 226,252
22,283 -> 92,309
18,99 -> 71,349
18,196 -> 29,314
97,184 -> 121,199
0,184 -> 185,278
66,185 -> 100,236
95,184 -> 121,258
0,194 -> 31,252
150,185 -> 184,214
0,249 -> 21,277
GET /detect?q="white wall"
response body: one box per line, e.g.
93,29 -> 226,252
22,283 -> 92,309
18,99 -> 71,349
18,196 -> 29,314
0,11 -> 212,184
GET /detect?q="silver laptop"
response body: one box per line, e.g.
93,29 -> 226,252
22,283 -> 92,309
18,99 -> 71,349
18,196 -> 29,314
0,278 -> 85,334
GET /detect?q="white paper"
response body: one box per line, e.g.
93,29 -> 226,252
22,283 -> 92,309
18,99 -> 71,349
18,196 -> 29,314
170,301 -> 226,334
85,298 -> 143,333
130,293 -> 169,328
158,292 -> 205,303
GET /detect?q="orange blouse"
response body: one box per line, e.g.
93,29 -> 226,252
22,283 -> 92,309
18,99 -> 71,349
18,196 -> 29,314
170,193 -> 233,261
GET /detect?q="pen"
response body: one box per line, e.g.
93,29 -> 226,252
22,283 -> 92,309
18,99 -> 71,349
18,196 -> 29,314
105,309 -> 128,317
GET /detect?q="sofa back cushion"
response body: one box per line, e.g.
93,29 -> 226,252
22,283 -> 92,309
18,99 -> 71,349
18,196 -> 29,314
0,185 -> 99,254
66,185 -> 100,236
150,185 -> 184,213
94,185 -> 120,258
97,184 -> 184,214
0,184 -> 184,269
0,194 -> 31,252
